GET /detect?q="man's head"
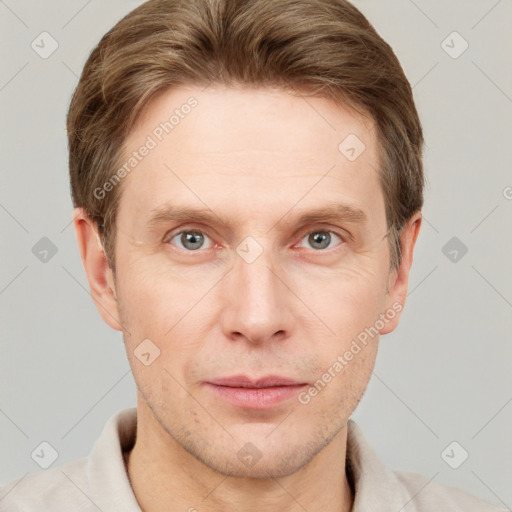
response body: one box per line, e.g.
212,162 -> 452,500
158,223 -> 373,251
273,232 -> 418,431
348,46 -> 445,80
71,0 -> 423,479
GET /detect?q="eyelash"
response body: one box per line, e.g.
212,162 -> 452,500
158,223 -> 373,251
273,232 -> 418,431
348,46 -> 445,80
163,226 -> 347,254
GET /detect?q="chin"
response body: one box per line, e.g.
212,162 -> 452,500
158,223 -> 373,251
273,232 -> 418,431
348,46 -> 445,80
189,433 -> 332,480
203,452 -> 312,480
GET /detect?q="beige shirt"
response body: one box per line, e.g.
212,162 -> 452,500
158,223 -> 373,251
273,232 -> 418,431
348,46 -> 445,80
0,407 -> 505,511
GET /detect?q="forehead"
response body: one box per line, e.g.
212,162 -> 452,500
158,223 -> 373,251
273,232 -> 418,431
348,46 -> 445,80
129,85 -> 376,161
117,85 -> 384,230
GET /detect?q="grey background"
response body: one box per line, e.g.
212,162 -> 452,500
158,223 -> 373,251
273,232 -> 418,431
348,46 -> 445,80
1,0 -> 511,508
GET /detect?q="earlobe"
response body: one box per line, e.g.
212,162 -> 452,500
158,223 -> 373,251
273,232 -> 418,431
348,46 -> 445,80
73,208 -> 122,331
380,212 -> 422,335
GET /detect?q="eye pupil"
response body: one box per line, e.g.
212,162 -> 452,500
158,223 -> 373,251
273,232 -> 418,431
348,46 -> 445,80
309,231 -> 331,250
181,231 -> 204,250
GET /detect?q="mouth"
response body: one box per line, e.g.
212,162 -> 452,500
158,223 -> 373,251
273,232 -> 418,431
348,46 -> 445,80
204,375 -> 308,409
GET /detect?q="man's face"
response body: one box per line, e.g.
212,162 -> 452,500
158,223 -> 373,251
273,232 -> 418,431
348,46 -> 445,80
97,85 -> 409,477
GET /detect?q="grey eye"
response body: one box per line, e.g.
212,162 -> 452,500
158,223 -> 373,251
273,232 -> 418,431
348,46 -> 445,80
302,231 -> 342,250
171,231 -> 212,251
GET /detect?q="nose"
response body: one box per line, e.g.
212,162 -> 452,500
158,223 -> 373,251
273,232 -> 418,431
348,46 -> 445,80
220,242 -> 295,346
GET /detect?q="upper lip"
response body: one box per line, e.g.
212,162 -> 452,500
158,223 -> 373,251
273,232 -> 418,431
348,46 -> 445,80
207,375 -> 305,388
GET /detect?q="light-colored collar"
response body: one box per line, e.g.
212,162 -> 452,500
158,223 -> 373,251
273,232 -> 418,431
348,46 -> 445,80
86,407 -> 140,510
346,419 -> 412,510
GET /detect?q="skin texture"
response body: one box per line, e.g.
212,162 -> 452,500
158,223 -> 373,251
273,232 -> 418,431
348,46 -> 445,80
74,85 -> 421,512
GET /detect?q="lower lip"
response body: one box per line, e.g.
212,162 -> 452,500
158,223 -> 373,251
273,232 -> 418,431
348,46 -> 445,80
205,383 -> 308,409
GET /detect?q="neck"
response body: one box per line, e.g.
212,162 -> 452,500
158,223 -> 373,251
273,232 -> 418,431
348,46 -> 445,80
125,403 -> 354,512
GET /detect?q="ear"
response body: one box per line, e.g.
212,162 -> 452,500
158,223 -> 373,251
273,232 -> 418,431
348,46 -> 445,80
73,207 -> 122,331
380,211 -> 422,334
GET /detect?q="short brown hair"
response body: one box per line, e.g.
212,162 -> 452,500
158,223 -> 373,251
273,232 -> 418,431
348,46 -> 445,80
67,0 -> 424,271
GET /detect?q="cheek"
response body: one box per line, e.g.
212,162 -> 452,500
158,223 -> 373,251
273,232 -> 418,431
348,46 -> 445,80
116,255 -> 202,335
115,259 -> 213,383
288,261 -> 387,400
292,262 -> 388,337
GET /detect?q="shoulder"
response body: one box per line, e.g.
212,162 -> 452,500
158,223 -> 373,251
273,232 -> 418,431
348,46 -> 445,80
0,407 -> 139,512
393,469 -> 507,512
346,419 -> 506,512
0,457 -> 95,511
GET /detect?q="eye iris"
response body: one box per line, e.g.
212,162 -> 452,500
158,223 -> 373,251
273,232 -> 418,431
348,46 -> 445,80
309,231 -> 330,250
181,231 -> 204,250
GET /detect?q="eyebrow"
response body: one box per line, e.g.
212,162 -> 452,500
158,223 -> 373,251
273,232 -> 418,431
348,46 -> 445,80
146,200 -> 367,232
